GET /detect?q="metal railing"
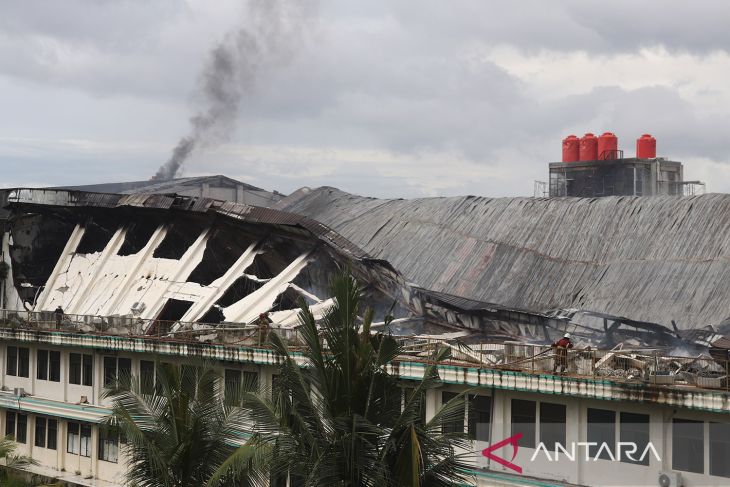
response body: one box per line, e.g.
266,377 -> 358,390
0,309 -> 727,392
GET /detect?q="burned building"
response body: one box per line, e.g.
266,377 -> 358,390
0,185 -> 728,487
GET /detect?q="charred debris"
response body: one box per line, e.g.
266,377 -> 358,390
0,188 -> 727,389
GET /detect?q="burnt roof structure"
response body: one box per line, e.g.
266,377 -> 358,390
276,187 -> 730,331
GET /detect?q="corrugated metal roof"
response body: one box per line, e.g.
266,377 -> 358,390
277,187 -> 730,330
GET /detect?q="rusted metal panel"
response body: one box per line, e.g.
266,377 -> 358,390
278,187 -> 730,331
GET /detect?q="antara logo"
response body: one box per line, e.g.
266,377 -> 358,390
481,433 -> 523,474
481,435 -> 662,475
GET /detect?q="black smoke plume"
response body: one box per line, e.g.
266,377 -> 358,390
152,0 -> 316,181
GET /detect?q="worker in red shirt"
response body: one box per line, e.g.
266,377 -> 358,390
552,332 -> 574,374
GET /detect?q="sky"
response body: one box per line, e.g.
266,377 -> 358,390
2,0 -> 730,198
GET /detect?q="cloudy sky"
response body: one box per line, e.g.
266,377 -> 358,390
2,0 -> 730,198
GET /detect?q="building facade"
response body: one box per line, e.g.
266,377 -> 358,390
0,329 -> 728,486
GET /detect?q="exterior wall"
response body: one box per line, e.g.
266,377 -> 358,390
0,335 -> 727,486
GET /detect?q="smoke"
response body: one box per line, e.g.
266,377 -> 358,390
152,0 -> 317,181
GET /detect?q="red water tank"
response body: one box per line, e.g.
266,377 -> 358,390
579,133 -> 598,161
636,134 -> 656,158
598,132 -> 618,160
562,135 -> 580,162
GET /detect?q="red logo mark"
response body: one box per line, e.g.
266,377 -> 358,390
481,433 -> 523,474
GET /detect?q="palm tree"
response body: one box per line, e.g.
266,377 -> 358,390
0,435 -> 36,487
103,362 -> 265,487
244,271 -> 475,486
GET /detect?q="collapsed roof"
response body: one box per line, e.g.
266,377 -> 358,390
276,187 -> 730,331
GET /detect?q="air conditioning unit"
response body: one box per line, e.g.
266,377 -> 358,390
13,387 -> 24,397
658,471 -> 683,487
130,302 -> 146,315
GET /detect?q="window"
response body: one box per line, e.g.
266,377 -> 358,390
620,412 -> 650,466
103,356 -> 131,387
67,422 -> 92,457
6,346 -> 29,378
673,419 -> 703,474
35,417 -> 57,449
37,350 -> 48,380
18,348 -> 29,378
47,418 -> 57,450
69,353 -> 93,386
225,369 -> 259,405
511,399 -> 536,448
540,402 -> 566,450
181,364 -> 198,398
710,422 -> 730,478
140,360 -> 155,394
7,346 -> 17,376
98,428 -> 119,463
468,394 -> 491,442
441,391 -> 465,434
35,417 -> 46,447
225,369 -> 241,405
6,412 -> 27,444
5,412 -> 14,438
37,350 -> 61,382
587,408 -> 615,460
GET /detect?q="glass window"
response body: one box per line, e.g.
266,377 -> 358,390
225,369 -> 241,405
468,394 -> 491,442
6,346 -> 17,376
181,364 -> 197,398
540,402 -> 566,450
587,408 -> 615,460
511,399 -> 536,448
49,351 -> 61,382
441,391 -> 465,434
35,417 -> 46,448
140,360 -> 155,394
118,358 -> 131,386
69,353 -> 81,385
18,348 -> 29,378
98,428 -> 119,463
47,419 -> 57,450
710,422 -> 730,478
16,414 -> 27,443
5,412 -> 15,437
82,354 -> 93,386
673,419 -> 704,474
103,357 -> 116,387
37,350 -> 49,380
67,422 -> 80,455
620,412 -> 650,466
243,371 -> 259,392
77,424 -> 92,457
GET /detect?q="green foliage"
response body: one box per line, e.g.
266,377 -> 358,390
0,434 -> 38,487
244,271 -> 474,486
103,362 -> 266,487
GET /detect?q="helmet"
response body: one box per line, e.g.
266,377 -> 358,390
563,333 -> 571,339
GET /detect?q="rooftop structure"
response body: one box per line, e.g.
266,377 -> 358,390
544,133 -> 705,198
0,186 -> 728,486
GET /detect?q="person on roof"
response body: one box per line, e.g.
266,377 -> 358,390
552,332 -> 574,374
257,312 -> 273,346
54,305 -> 64,330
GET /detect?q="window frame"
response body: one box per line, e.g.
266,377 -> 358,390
620,412 -> 651,466
673,418 -> 704,474
511,399 -> 537,448
98,428 -> 119,463
539,402 -> 567,451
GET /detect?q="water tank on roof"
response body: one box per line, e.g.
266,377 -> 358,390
636,134 -> 656,158
579,133 -> 598,161
598,132 -> 618,160
562,135 -> 580,162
